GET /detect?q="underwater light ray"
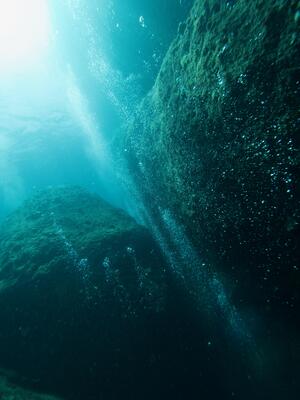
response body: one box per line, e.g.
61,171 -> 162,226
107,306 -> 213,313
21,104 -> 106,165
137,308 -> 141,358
66,68 -> 107,167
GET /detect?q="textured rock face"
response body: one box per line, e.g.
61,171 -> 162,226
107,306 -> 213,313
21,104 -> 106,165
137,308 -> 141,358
2,187 -> 263,400
0,370 -> 62,400
3,187 -> 289,400
0,187 -> 169,398
124,0 -> 300,325
0,186 -> 165,307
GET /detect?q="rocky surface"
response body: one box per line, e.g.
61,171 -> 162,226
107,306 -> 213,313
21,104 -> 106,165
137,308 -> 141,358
0,187 -> 170,399
0,186 -> 165,305
0,186 -> 280,399
121,1 -> 300,396
0,186 -> 166,306
123,0 -> 299,327
0,370 -> 62,400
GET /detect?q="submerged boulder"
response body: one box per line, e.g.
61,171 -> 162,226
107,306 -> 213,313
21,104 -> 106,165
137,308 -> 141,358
0,186 -> 169,398
121,1 -> 300,396
0,187 -> 277,400
0,186 -> 166,313
0,370 -> 63,400
123,0 -> 299,327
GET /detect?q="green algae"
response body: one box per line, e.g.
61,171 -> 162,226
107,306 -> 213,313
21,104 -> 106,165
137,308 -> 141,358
0,186 -> 167,316
0,371 -> 62,400
123,0 -> 300,319
0,186 -> 170,398
0,186 -> 144,289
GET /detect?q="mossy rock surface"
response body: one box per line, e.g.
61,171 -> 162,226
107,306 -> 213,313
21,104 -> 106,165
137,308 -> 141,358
123,0 -> 300,325
0,187 -> 274,399
0,371 -> 62,400
0,186 -> 139,284
0,186 -> 169,399
0,186 -> 165,303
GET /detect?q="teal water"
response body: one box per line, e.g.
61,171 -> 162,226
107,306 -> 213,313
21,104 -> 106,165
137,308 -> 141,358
0,0 -> 191,219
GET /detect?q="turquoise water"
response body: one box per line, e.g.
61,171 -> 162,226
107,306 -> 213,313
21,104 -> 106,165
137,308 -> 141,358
0,1 -> 299,399
0,0 -> 191,219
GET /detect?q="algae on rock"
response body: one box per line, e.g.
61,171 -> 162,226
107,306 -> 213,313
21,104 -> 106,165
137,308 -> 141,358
123,0 -> 300,320
0,371 -> 63,400
0,186 -> 165,307
0,186 -> 168,398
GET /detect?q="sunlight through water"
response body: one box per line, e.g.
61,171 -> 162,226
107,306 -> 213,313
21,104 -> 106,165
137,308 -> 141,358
0,0 -> 51,70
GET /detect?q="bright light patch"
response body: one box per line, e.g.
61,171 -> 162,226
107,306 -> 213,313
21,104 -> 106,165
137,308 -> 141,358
0,0 -> 50,69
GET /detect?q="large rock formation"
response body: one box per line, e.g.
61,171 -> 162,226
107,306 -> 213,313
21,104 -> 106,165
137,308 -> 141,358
0,185 -> 166,311
1,186 -> 256,400
0,187 -> 170,399
0,370 -> 62,400
121,0 -> 300,396
124,0 -> 299,331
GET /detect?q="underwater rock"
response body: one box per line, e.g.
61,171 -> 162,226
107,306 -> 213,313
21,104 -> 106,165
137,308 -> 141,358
123,0 -> 300,326
0,187 -> 271,400
0,370 -> 62,400
0,186 -> 166,311
121,2 -> 300,396
0,186 -> 169,398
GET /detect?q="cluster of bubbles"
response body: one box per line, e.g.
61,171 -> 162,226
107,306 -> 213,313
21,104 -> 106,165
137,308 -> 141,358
139,16 -> 146,28
48,206 -> 164,315
126,245 -> 164,313
101,254 -> 133,316
51,212 -> 92,299
101,244 -> 164,314
120,176 -> 254,349
159,208 -> 252,344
